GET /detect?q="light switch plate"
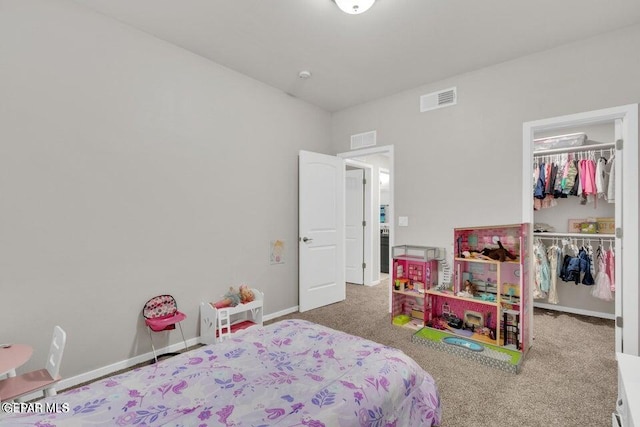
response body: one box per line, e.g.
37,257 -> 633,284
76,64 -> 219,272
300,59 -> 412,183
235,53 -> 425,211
398,216 -> 409,227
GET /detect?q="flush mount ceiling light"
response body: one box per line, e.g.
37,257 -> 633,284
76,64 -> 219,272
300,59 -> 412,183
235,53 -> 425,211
334,0 -> 376,15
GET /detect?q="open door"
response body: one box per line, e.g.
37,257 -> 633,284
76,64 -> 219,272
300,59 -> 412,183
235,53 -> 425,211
299,151 -> 345,312
345,169 -> 364,284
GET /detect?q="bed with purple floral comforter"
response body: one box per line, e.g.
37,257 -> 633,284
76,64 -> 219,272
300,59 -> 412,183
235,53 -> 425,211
1,319 -> 441,426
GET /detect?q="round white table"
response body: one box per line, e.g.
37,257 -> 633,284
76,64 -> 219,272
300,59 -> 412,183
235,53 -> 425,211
0,344 -> 33,377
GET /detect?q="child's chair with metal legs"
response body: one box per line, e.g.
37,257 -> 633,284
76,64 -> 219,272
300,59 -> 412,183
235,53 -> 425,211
142,295 -> 187,363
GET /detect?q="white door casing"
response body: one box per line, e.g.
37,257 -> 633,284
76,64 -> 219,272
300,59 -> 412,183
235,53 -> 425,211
346,169 -> 364,284
299,150 -> 346,312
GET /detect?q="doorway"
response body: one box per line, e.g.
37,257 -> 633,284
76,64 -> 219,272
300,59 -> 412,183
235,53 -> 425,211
298,147 -> 393,313
339,145 -> 394,289
521,104 -> 638,355
379,168 -> 390,280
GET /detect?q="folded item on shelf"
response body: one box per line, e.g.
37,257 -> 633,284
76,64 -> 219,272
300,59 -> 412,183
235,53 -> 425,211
534,132 -> 587,151
533,223 -> 555,232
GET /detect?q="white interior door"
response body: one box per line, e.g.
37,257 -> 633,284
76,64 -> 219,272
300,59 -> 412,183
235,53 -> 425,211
345,169 -> 364,284
299,150 -> 345,312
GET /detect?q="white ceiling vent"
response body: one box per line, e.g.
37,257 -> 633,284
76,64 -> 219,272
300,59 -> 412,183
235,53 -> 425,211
350,130 -> 377,150
420,87 -> 457,112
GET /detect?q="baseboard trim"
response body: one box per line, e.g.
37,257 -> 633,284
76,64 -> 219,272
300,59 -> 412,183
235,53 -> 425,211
533,302 -> 615,320
264,305 -> 298,321
45,306 -> 301,398
57,338 -> 200,392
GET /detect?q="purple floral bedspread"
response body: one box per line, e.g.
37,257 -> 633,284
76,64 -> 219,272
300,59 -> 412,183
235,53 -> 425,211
1,319 -> 441,426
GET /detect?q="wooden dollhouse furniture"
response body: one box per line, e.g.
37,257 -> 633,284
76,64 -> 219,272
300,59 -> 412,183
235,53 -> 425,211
199,288 -> 264,345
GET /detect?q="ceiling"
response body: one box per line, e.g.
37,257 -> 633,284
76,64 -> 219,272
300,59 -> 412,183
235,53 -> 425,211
77,0 -> 640,112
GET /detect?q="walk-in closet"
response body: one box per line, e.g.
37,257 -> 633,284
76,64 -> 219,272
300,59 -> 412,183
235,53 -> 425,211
522,104 -> 638,355
532,128 -> 616,318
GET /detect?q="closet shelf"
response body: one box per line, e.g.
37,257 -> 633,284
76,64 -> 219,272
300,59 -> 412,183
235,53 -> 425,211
533,232 -> 615,239
533,141 -> 615,156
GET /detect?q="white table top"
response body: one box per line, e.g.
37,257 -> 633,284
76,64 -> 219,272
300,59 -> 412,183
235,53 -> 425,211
0,344 -> 33,376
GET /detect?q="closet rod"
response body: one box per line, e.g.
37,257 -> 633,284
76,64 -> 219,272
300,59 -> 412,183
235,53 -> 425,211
533,232 -> 615,239
533,141 -> 615,156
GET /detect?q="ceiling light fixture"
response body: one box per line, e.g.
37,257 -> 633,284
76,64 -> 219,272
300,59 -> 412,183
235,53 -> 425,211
334,0 -> 375,15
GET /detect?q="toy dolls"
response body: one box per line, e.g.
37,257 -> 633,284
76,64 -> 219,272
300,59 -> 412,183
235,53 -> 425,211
457,280 -> 477,298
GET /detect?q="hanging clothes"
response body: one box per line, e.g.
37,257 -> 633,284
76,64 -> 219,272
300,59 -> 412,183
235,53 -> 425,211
580,247 -> 595,286
579,158 -> 597,205
564,156 -> 578,197
562,238 -> 579,258
592,245 -> 613,301
595,157 -> 608,199
605,154 -> 615,203
606,246 -> 615,291
559,246 -> 594,285
585,241 -> 596,280
534,162 -> 546,199
533,150 -> 610,209
559,254 -> 580,284
569,159 -> 580,196
553,154 -> 568,198
546,242 -> 560,304
533,239 -> 550,299
532,141 -> 618,313
546,162 -> 557,195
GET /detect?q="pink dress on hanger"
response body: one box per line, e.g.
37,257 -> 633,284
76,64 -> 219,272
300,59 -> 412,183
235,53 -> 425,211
606,249 -> 615,291
579,159 -> 597,196
592,252 -> 613,301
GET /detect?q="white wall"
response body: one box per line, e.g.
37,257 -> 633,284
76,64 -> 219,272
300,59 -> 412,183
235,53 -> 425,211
0,0 -> 330,378
331,24 -> 640,262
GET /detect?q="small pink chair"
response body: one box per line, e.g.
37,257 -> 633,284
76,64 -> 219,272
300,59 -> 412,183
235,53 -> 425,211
142,295 -> 188,363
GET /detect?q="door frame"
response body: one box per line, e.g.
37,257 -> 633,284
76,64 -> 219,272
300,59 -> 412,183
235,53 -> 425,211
521,104 -> 638,355
338,145 -> 394,303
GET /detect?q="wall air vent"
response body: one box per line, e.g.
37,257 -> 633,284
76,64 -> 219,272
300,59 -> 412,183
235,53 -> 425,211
420,87 -> 457,112
350,130 -> 377,150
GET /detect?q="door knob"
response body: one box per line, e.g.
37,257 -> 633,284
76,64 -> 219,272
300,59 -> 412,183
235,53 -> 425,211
302,237 -> 313,243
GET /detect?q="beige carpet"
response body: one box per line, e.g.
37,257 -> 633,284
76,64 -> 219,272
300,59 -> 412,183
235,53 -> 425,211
268,280 -> 616,427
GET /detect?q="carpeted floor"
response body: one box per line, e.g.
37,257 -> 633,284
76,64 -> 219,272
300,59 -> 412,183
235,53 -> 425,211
268,280 -> 617,427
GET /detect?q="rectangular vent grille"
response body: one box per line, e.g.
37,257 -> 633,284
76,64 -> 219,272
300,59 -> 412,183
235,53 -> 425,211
420,87 -> 457,112
350,130 -> 377,150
